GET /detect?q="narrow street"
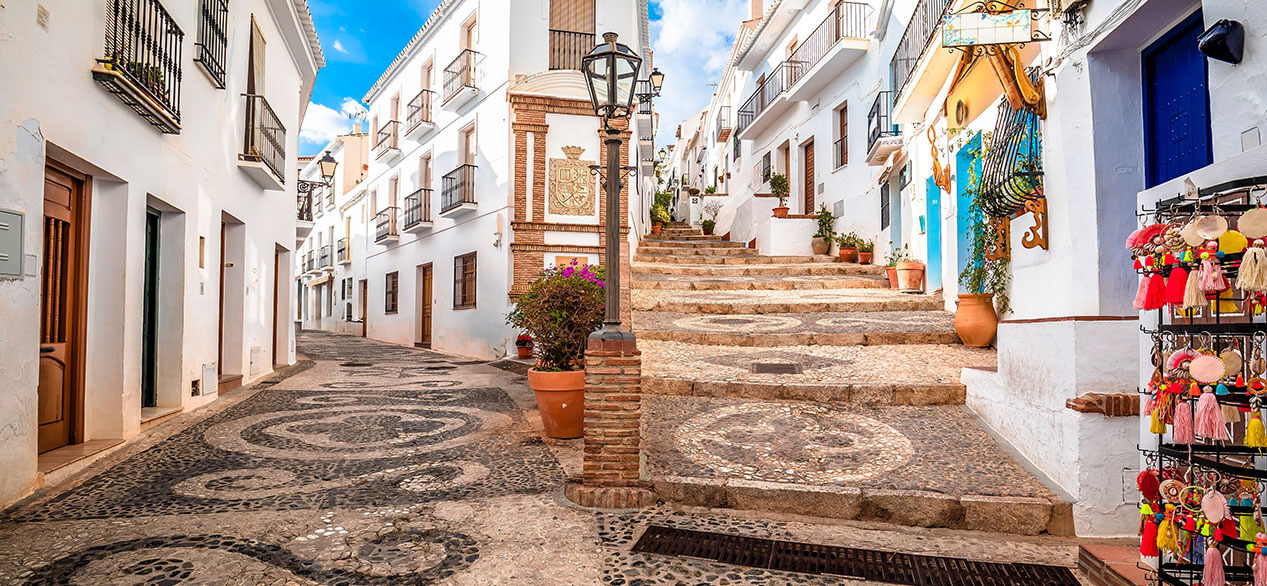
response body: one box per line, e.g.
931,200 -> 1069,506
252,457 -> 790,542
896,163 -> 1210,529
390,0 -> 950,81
0,331 -> 1079,585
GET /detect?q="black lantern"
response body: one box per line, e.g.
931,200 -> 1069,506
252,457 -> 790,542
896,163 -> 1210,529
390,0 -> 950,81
582,32 -> 642,124
648,67 -> 665,96
317,151 -> 338,184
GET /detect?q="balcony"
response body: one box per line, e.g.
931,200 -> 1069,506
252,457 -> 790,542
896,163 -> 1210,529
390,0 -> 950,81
302,252 -> 315,273
374,121 -> 401,162
443,49 -> 480,109
92,0 -> 184,134
238,94 -> 286,190
784,2 -> 872,102
715,106 -> 731,143
890,0 -> 953,108
193,0 -> 228,89
866,91 -> 902,166
375,208 -> 399,244
549,29 -> 594,71
337,238 -> 350,264
404,90 -> 436,140
318,244 -> 332,269
735,62 -> 800,140
296,193 -> 314,241
402,188 -> 434,232
440,164 -> 477,216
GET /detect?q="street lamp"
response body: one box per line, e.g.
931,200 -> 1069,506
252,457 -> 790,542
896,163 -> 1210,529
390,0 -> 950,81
297,151 -> 338,193
582,32 -> 641,333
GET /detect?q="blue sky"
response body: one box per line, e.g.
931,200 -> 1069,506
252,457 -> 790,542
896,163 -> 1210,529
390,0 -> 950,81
299,0 -> 747,155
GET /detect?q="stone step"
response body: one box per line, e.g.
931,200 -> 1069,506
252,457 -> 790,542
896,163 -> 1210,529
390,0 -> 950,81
633,274 -> 889,290
632,289 -> 943,314
638,239 -> 745,249
632,310 -> 958,346
642,377 -> 966,406
643,395 -> 1070,536
632,262 -> 888,278
633,254 -> 840,265
635,246 -> 759,257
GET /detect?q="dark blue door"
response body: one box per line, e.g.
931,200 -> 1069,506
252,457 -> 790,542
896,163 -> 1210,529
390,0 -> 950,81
1143,11 -> 1212,188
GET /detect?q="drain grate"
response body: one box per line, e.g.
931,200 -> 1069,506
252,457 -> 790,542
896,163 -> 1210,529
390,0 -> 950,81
751,361 -> 802,375
631,526 -> 1079,585
340,362 -> 373,367
451,360 -> 487,366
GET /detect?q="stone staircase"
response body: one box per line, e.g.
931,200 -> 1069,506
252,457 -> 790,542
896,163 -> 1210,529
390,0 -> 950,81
632,225 -> 1072,536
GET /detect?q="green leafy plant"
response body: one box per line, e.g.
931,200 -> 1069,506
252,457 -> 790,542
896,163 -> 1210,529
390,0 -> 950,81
654,191 -> 674,210
701,219 -> 716,233
705,185 -> 717,194
688,187 -> 701,196
886,244 -> 912,267
768,173 -> 789,207
858,239 -> 875,253
650,204 -> 671,225
833,231 -> 861,248
813,204 -> 836,239
957,134 -> 1012,314
506,262 -> 606,372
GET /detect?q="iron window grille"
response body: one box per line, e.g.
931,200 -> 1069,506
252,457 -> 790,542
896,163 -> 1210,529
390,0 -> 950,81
549,29 -> 595,70
318,245 -> 331,267
880,181 -> 891,229
441,164 -> 477,212
194,0 -> 229,88
716,106 -> 731,142
375,208 -> 399,242
337,238 -> 348,263
443,49 -> 479,101
403,188 -> 432,228
297,192 -> 313,221
454,252 -> 477,309
867,90 -> 898,153
385,271 -> 399,313
96,0 -> 184,132
977,86 -> 1044,219
242,94 -> 287,183
835,102 -> 848,168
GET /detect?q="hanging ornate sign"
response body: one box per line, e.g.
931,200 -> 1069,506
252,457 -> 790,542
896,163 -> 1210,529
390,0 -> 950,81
549,146 -> 596,216
943,8 -> 1050,49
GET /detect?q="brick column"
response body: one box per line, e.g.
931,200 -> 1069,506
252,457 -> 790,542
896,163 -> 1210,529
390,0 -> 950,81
564,329 -> 656,509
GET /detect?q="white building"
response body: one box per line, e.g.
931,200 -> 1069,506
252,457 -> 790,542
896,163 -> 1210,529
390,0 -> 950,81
0,0 -> 322,508
345,0 -> 654,359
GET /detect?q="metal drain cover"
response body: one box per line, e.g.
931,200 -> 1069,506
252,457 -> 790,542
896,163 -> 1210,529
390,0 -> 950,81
632,526 -> 1079,585
751,362 -> 802,375
340,362 -> 373,367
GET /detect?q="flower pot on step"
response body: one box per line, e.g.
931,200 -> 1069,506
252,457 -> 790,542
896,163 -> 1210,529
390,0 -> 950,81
896,260 -> 925,292
955,293 -> 999,347
858,252 -> 873,265
772,206 -> 789,218
527,368 -> 585,439
651,222 -> 662,235
885,266 -> 899,287
838,246 -> 858,263
811,237 -> 830,255
516,344 -> 534,359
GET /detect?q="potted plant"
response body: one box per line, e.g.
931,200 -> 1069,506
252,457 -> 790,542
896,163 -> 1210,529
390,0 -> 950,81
769,173 -> 790,217
688,187 -> 701,196
650,204 -> 670,234
955,136 -> 1011,347
834,232 -> 859,263
811,204 -> 835,255
506,261 -> 606,438
705,185 -> 717,194
515,333 -> 533,359
884,246 -> 908,287
701,201 -> 722,236
858,239 -> 875,264
897,258 -> 926,292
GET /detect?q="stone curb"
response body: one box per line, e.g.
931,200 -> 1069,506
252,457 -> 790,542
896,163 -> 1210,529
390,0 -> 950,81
641,377 -> 967,406
633,299 -> 945,314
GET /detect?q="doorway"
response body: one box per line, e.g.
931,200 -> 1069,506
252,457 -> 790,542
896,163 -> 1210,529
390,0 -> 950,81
417,264 -> 433,348
141,208 -> 160,409
39,165 -> 89,453
359,279 -> 368,337
1142,10 -> 1211,188
925,175 -> 943,292
802,139 -> 815,213
955,133 -> 982,279
217,217 -> 245,392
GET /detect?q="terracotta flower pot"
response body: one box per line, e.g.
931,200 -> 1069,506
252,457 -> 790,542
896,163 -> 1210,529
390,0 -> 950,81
858,252 -> 873,265
811,237 -> 830,255
651,222 -> 662,234
955,293 -> 999,347
772,206 -> 790,218
885,266 -> 899,288
527,368 -> 585,439
838,246 -> 858,263
516,344 -> 533,359
896,260 -> 925,292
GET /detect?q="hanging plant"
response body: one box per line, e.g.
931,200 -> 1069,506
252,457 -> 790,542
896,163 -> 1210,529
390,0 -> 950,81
957,132 -> 1013,315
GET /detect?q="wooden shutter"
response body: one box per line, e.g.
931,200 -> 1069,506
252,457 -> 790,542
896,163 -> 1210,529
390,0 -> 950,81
550,0 -> 595,33
454,253 -> 476,308
248,16 -> 266,94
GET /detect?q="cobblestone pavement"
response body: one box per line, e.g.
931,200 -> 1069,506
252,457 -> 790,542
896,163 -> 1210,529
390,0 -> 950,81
0,332 -> 1082,585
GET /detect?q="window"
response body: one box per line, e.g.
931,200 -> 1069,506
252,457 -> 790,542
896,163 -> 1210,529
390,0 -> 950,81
549,0 -> 596,70
461,123 -> 477,165
462,15 -> 478,50
880,182 -> 891,230
834,102 -> 848,168
195,0 -> 229,88
454,252 -> 477,309
385,271 -> 399,313
761,152 -> 772,182
326,283 -> 334,316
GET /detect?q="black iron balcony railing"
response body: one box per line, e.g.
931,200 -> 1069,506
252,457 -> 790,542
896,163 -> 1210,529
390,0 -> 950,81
443,49 -> 478,101
98,0 -> 184,128
194,0 -> 229,88
375,121 -> 399,152
635,79 -> 653,115
303,251 -> 314,272
403,188 -> 432,228
375,208 -> 399,242
318,245 -> 332,268
788,2 -> 871,86
441,164 -> 477,212
549,29 -> 594,71
242,94 -> 287,183
337,238 -> 349,263
890,0 -> 953,101
297,192 -> 313,222
716,106 -> 731,141
736,62 -> 800,135
835,136 -> 848,168
868,90 -> 899,153
406,90 -> 435,130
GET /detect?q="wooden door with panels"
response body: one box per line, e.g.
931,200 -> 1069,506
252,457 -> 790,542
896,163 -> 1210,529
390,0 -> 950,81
419,264 -> 433,348
39,164 -> 89,453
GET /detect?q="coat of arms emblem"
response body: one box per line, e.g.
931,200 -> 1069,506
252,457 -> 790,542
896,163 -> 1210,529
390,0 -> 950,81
549,146 -> 596,216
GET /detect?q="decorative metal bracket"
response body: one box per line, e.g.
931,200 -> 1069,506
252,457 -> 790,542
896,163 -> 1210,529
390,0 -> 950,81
985,216 -> 1011,261
1021,197 -> 1048,250
588,165 -> 638,191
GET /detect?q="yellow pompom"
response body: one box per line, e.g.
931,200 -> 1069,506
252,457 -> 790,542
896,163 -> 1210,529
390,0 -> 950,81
1247,413 -> 1267,448
1220,230 -> 1249,255
1151,408 -> 1167,434
1157,515 -> 1182,554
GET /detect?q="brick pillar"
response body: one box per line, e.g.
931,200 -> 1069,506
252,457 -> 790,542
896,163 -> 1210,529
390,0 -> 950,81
564,329 -> 656,509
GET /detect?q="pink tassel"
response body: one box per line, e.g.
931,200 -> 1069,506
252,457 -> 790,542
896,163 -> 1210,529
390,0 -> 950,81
1144,273 -> 1167,309
1256,546 -> 1267,586
1144,395 -> 1156,416
1196,390 -> 1231,441
1200,258 -> 1229,292
1205,545 -> 1226,586
1166,267 -> 1189,306
1134,276 -> 1150,310
1173,400 -> 1194,444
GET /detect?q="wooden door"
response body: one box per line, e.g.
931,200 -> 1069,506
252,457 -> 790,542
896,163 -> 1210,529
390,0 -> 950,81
419,264 -> 433,348
39,166 -> 87,453
271,249 -> 280,366
359,279 -> 368,337
803,140 -> 815,213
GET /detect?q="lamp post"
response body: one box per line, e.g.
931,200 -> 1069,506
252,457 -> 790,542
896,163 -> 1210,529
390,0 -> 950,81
582,32 -> 642,333
297,151 -> 338,194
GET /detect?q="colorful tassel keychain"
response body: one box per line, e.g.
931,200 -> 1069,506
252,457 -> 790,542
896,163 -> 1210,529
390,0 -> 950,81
1183,267 -> 1207,310
1199,251 -> 1230,292
1249,398 -> 1267,450
1205,542 -> 1226,586
1140,502 -> 1160,560
1166,266 -> 1189,306
1240,242 -> 1267,291
1195,388 -> 1231,441
1173,400 -> 1195,444
1157,504 -> 1182,555
1252,533 -> 1267,586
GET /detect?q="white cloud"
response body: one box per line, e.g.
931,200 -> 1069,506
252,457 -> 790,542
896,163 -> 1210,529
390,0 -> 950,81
300,97 -> 366,147
650,0 -> 749,147
332,39 -> 348,54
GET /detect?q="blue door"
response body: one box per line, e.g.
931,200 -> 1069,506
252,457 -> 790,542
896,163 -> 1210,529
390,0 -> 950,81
925,176 -> 943,291
955,133 -> 982,280
1143,10 -> 1212,188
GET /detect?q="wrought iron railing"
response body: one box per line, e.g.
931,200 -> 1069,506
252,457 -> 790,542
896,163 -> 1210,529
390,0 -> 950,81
635,79 -> 653,115
441,164 -> 477,212
788,2 -> 871,86
194,0 -> 228,88
403,188 -> 432,228
375,120 -> 399,152
978,79 -> 1043,219
337,238 -> 348,263
867,90 -> 898,153
406,90 -> 435,130
242,94 -> 286,183
303,251 -> 314,272
443,49 -> 479,101
716,106 -> 731,141
99,0 -> 184,125
890,0 -> 953,101
736,62 -> 800,135
297,192 -> 313,221
375,208 -> 398,242
834,136 -> 848,168
318,245 -> 332,268
549,29 -> 594,70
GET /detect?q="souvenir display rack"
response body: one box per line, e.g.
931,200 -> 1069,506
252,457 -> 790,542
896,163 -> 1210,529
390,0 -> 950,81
1136,176 -> 1267,586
